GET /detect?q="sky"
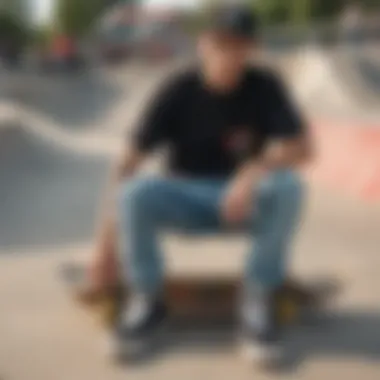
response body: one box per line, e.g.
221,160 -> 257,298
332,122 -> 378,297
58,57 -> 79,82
32,0 -> 200,25
145,0 -> 199,8
32,0 -> 53,24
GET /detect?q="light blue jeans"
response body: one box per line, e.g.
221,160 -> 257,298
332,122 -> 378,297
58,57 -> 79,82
118,171 -> 303,295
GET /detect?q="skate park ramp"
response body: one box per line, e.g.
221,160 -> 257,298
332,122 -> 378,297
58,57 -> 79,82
0,69 -> 123,131
0,62 -> 179,251
1,59 -> 380,378
285,44 -> 380,122
0,123 -> 111,249
0,62 -> 162,133
343,44 -> 380,100
270,44 -> 380,201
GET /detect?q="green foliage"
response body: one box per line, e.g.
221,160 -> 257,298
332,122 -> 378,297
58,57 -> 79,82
309,0 -> 347,21
361,0 -> 380,10
0,11 -> 29,46
181,12 -> 203,35
55,0 -> 109,37
251,0 -> 313,25
251,0 -> 290,25
289,0 -> 312,25
31,24 -> 54,48
251,0 -> 380,25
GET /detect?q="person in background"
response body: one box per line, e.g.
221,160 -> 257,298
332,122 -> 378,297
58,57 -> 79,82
51,34 -> 82,71
74,5 -> 312,365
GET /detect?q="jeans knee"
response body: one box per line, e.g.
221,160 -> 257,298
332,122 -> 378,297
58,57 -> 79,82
264,170 -> 304,206
268,170 -> 304,202
119,177 -> 163,212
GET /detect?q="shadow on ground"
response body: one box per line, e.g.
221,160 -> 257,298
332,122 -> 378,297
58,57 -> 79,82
146,310 -> 380,371
279,310 -> 380,370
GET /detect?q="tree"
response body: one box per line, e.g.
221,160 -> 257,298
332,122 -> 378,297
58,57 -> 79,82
31,23 -> 55,48
0,0 -> 28,25
363,0 -> 380,9
252,0 -> 379,25
289,0 -> 311,25
55,0 -> 111,37
309,0 -> 347,21
251,0 -> 291,25
0,10 -> 29,46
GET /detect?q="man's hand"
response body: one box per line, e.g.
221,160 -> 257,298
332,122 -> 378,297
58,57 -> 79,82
113,148 -> 144,183
221,164 -> 265,225
221,178 -> 254,225
221,136 -> 312,225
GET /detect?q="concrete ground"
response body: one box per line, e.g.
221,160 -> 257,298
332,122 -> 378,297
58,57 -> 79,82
1,187 -> 380,380
1,61 -> 380,379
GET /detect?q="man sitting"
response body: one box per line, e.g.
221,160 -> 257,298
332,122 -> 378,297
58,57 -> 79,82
74,5 -> 312,364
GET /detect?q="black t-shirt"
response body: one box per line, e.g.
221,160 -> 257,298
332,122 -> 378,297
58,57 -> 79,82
134,66 -> 305,178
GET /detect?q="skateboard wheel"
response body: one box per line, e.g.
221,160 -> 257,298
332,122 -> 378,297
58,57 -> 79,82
277,296 -> 299,325
97,297 -> 119,327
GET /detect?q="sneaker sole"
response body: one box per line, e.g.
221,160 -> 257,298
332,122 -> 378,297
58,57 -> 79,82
105,321 -> 169,364
240,339 -> 282,369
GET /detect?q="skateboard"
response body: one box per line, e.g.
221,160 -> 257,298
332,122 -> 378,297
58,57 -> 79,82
60,262 -> 340,329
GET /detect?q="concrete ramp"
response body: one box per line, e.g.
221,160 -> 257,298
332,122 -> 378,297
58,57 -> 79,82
0,124 -> 110,249
1,58 -> 380,379
288,46 -> 380,122
346,49 -> 380,102
0,60 -> 185,250
277,45 -> 380,201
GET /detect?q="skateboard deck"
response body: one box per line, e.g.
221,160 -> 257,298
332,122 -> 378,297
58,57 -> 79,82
60,262 -> 340,329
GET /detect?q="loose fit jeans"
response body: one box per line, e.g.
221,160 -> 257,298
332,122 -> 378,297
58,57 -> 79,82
118,171 -> 303,295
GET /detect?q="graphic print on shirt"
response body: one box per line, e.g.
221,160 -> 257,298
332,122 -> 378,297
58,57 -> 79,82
223,126 -> 255,161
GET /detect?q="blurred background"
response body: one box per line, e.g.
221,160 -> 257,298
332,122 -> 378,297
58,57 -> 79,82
1,0 -> 379,246
1,1 -> 380,379
0,0 -> 379,68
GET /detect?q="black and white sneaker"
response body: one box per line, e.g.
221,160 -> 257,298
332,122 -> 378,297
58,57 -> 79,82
106,293 -> 168,362
240,286 -> 282,368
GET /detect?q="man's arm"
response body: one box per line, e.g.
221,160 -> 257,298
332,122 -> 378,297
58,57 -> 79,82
251,71 -> 313,170
112,147 -> 146,183
94,73 -> 182,249
222,73 -> 313,223
235,133 -> 313,185
93,147 -> 145,261
249,74 -> 313,170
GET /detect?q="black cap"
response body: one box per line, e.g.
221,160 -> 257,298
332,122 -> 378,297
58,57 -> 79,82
207,5 -> 258,40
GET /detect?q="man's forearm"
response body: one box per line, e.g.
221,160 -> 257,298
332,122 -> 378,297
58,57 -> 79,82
260,137 -> 313,170
99,148 -> 146,224
112,148 -> 146,183
234,137 -> 313,187
93,147 -> 146,260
